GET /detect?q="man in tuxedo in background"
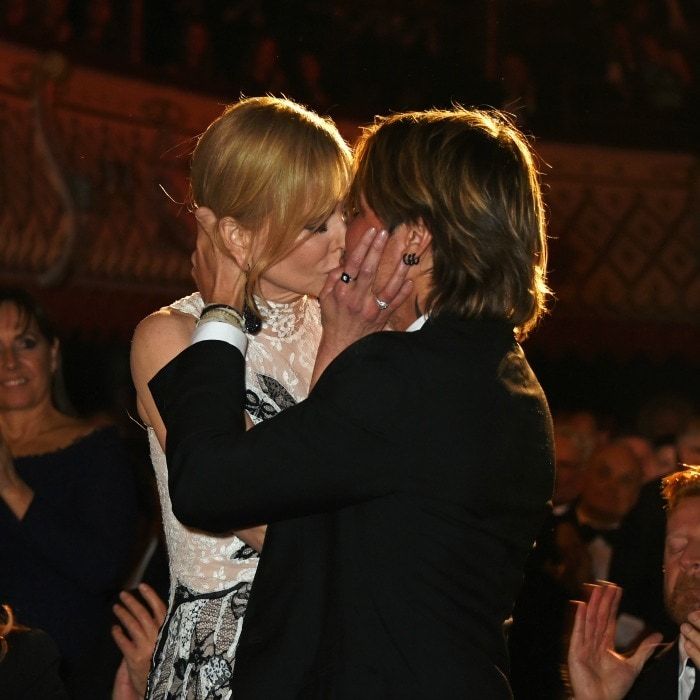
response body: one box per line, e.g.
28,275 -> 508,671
148,109 -> 554,698
569,466 -> 700,700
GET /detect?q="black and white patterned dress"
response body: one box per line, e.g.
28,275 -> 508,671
146,292 -> 321,699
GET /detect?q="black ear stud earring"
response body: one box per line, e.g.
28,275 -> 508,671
402,253 -> 420,266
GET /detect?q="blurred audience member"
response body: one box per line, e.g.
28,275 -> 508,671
611,416 -> 700,643
294,51 -> 331,111
558,409 -> 607,456
169,18 -> 219,90
510,439 -> 644,697
620,433 -> 666,484
655,434 -> 681,478
497,51 -> 538,131
568,466 -> 700,700
1,0 -> 34,43
552,421 -> 589,515
35,0 -> 73,48
242,35 -> 289,97
678,417 -> 700,466
574,441 -> 644,573
0,603 -> 67,699
638,392 -> 695,447
78,0 -> 125,66
0,288 -> 138,698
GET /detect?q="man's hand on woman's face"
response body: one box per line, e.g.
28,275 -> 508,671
191,207 -> 247,309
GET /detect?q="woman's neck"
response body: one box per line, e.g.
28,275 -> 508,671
0,402 -> 69,451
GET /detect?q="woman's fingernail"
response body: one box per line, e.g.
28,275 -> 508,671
378,229 -> 388,239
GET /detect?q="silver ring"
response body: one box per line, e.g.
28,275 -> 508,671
374,296 -> 389,310
340,272 -> 353,284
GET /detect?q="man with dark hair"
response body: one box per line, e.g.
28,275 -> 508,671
569,466 -> 700,699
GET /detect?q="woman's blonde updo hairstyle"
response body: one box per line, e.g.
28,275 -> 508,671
190,96 -> 352,311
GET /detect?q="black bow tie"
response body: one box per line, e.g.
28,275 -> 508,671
577,523 -> 619,547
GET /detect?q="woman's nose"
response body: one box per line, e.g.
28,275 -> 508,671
1,345 -> 19,369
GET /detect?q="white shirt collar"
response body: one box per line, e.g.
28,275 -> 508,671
680,636 -> 691,677
406,314 -> 429,333
679,637 -> 696,700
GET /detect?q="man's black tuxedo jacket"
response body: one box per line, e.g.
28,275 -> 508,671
626,641 -> 679,699
150,315 -> 554,699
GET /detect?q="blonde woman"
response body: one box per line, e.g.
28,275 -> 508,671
130,96 -> 351,698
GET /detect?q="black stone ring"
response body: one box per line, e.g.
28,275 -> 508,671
340,272 -> 353,284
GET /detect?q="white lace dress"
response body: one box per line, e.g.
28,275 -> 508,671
146,292 -> 321,700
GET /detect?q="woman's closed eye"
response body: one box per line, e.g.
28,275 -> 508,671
305,220 -> 328,234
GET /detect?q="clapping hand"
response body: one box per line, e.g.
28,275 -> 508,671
111,583 -> 167,700
567,582 -> 663,700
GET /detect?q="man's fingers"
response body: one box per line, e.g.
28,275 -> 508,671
583,583 -> 605,645
602,584 -> 622,646
569,600 -> 587,654
591,583 -> 616,643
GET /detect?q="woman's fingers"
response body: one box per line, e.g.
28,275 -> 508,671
319,267 -> 343,301
341,227 -> 378,281
354,229 -> 389,292
113,591 -> 151,641
375,252 -> 413,309
111,621 -> 137,656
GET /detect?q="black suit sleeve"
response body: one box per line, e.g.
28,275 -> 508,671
149,337 -> 410,532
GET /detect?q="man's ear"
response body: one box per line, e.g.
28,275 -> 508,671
404,219 -> 433,259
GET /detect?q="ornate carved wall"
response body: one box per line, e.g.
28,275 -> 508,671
0,41 -> 697,359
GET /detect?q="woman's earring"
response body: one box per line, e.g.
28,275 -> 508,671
402,252 -> 420,266
243,302 -> 262,335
